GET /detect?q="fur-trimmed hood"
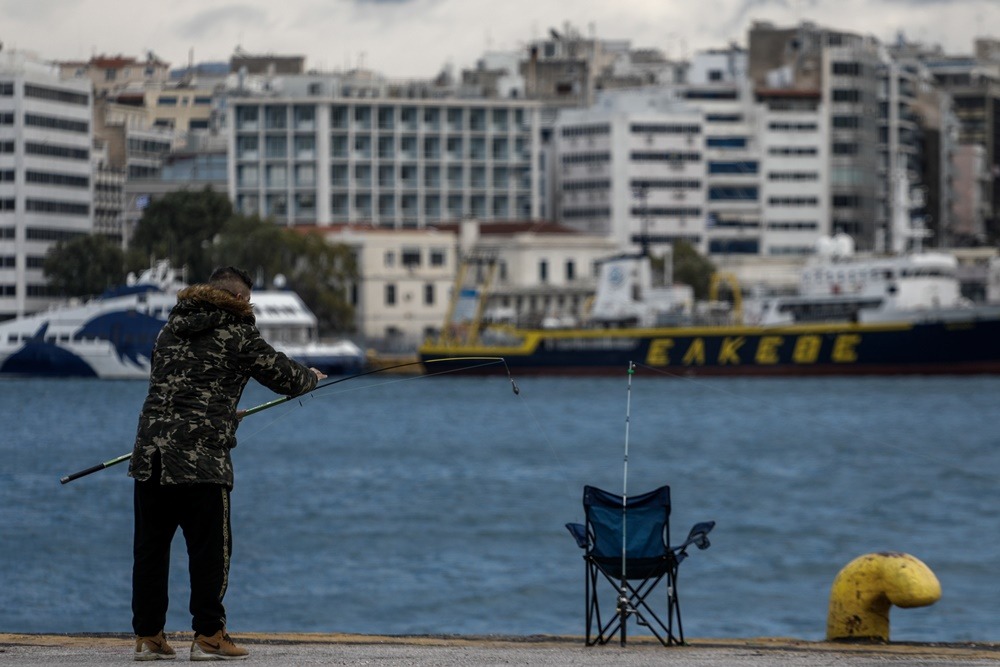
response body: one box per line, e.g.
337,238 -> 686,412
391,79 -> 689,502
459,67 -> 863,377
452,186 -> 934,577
166,284 -> 255,337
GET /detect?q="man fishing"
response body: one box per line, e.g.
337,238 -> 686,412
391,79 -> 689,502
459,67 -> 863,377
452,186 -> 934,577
128,265 -> 326,661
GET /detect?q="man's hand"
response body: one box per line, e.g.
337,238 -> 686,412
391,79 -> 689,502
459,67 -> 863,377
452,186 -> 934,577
310,367 -> 328,381
236,409 -> 247,421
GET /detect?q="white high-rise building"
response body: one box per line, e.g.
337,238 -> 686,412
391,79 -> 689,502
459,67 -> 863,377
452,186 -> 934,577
1,51 -> 93,320
755,89 -> 830,256
228,76 -> 543,228
554,45 -> 829,262
555,91 -> 705,256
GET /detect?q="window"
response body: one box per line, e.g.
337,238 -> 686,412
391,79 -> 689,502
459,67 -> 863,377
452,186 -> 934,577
385,284 -> 396,306
832,62 -> 861,76
294,135 -> 316,159
295,164 -> 315,187
402,247 -> 421,267
264,106 -> 287,129
424,283 -> 434,305
24,114 -> 89,133
293,106 -> 315,129
237,135 -> 259,159
705,136 -> 746,148
708,186 -> 758,201
566,260 -> 575,282
24,84 -> 88,105
832,89 -> 861,103
707,161 -> 758,174
265,136 -> 287,158
266,165 -> 287,187
539,260 -> 548,283
832,115 -> 861,129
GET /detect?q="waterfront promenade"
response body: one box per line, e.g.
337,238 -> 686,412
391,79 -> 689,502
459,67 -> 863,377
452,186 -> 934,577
2,633 -> 998,666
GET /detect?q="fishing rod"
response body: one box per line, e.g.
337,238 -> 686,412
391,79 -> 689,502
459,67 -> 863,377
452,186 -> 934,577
617,360 -> 636,645
60,356 -> 517,485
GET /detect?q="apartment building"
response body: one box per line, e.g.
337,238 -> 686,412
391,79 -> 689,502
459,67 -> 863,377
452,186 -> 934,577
924,47 -> 1000,243
755,88 -> 830,256
227,75 -> 543,228
554,45 -> 829,264
57,53 -> 171,98
1,51 -> 93,319
459,220 -> 619,328
555,92 -> 706,256
686,47 -> 766,257
313,219 -> 617,348
748,22 -> 887,251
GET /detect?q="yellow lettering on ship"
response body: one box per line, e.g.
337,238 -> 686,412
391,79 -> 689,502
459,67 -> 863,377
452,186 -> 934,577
646,339 -> 675,366
718,337 -> 745,365
755,336 -> 784,364
793,335 -> 821,363
682,338 -> 706,365
832,334 -> 861,363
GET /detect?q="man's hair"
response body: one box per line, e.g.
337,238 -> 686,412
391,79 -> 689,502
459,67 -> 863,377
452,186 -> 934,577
209,266 -> 253,293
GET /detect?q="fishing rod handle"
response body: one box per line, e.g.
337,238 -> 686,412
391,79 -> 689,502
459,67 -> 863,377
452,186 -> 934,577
241,395 -> 293,417
60,453 -> 131,485
59,396 -> 289,485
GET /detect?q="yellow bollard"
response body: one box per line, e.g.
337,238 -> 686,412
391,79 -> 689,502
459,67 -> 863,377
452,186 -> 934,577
826,552 -> 941,642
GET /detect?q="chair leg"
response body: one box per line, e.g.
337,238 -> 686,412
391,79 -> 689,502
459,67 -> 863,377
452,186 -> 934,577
592,570 -> 677,647
617,586 -> 628,646
668,569 -> 684,645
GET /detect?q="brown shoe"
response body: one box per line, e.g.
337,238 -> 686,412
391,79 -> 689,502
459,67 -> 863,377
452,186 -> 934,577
190,629 -> 249,661
134,631 -> 176,660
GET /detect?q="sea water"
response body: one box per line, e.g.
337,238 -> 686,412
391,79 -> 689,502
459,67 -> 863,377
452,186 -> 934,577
1,374 -> 997,642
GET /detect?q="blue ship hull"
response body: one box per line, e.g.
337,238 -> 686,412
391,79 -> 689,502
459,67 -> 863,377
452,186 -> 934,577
419,316 -> 1000,376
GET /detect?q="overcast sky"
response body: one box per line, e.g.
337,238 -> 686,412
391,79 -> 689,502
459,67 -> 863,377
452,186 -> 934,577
2,0 -> 998,77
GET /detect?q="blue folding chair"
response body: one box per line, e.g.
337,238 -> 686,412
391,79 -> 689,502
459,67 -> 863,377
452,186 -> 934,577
566,485 -> 715,646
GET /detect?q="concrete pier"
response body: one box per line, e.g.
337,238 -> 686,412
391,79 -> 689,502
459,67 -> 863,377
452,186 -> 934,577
2,633 -> 998,666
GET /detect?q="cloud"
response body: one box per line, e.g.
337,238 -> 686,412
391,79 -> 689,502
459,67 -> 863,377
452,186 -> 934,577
0,0 -> 70,22
173,4 -> 271,41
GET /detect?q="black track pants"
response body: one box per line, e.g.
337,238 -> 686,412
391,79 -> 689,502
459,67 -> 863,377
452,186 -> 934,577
132,456 -> 232,637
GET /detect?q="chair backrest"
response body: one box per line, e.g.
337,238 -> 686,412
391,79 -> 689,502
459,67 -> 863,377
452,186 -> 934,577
583,485 -> 671,578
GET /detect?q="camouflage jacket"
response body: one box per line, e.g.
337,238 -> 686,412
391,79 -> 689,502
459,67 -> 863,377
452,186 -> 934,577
128,284 -> 318,487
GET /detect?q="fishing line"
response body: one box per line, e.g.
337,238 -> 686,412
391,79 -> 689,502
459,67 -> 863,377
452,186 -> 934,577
235,359 -> 514,444
631,361 -> 993,484
504,378 -> 585,512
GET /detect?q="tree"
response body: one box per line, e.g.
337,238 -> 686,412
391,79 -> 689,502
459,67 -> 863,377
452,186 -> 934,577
44,235 -> 125,297
126,187 -> 232,281
208,215 -> 357,335
282,231 -> 356,335
672,240 -> 717,300
207,213 -> 291,284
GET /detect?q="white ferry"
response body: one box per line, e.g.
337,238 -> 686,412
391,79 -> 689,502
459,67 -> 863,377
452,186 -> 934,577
0,262 -> 365,379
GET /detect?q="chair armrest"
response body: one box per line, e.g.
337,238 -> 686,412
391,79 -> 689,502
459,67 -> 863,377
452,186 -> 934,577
674,520 -> 716,553
565,522 -> 588,549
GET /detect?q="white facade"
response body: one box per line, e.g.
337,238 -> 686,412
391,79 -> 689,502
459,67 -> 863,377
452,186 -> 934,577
463,221 -> 620,328
756,91 -> 830,256
554,53 -> 831,263
228,88 -> 543,228
320,225 -> 457,349
555,91 -> 706,256
317,220 -> 619,348
1,51 -> 93,319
